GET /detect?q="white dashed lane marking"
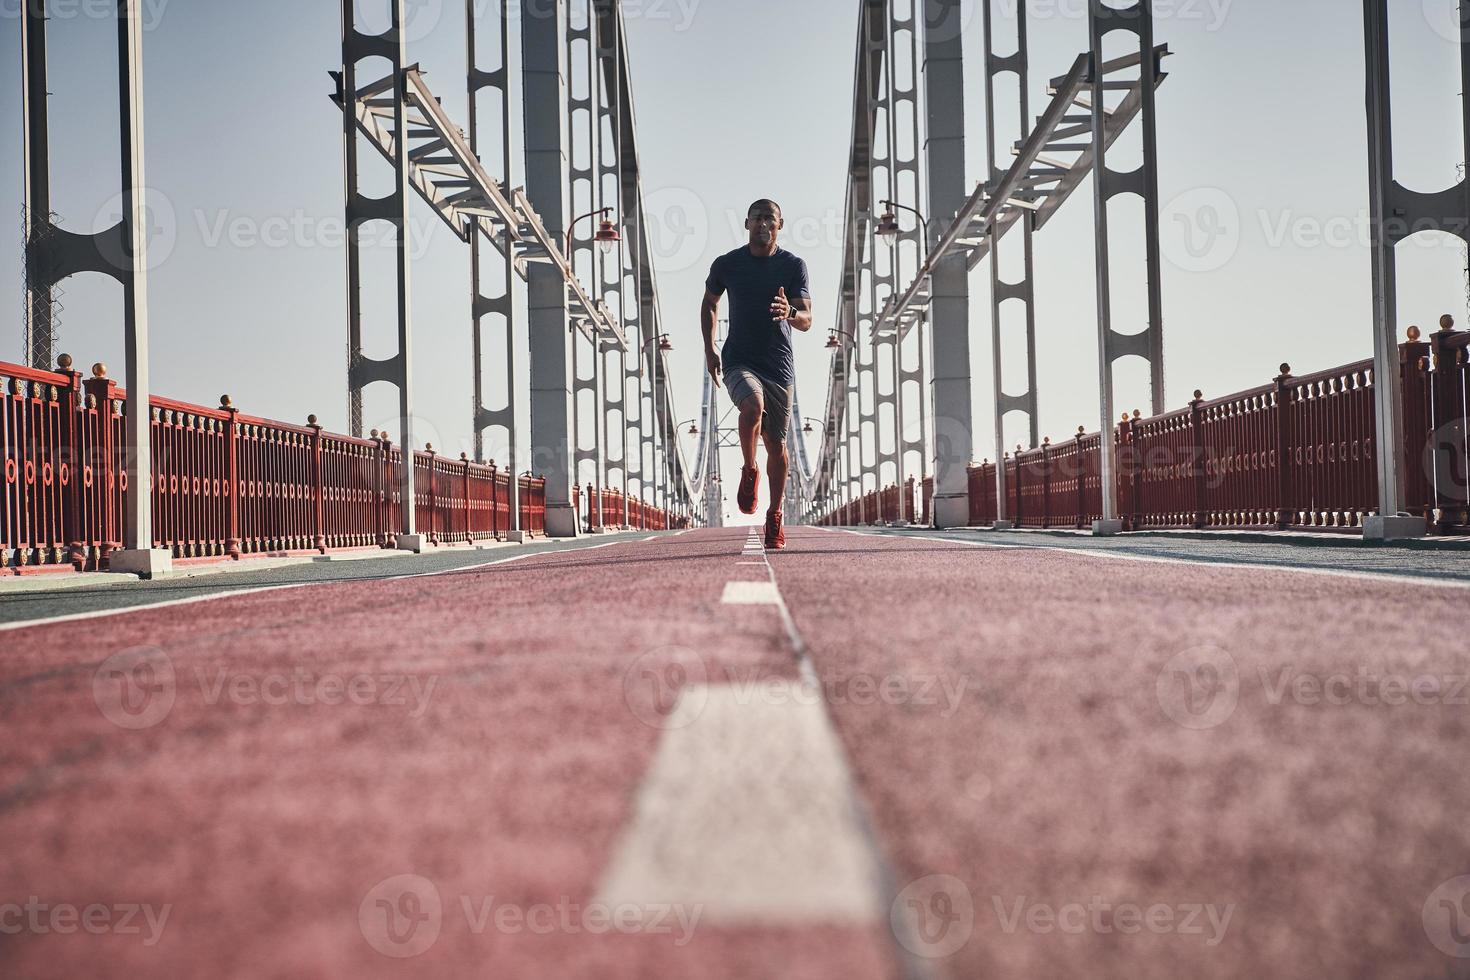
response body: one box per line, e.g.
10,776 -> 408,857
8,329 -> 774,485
593,683 -> 883,924
720,581 -> 781,605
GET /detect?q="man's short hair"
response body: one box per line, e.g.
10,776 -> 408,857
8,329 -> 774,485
747,199 -> 782,219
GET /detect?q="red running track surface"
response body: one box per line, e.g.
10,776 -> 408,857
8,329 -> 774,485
2,526 -> 1468,978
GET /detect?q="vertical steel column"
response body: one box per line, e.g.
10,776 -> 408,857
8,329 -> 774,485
873,3 -> 901,495
889,0 -> 925,521
567,0 -> 604,528
339,0 -> 419,548
21,1 -> 167,573
522,0 -> 581,536
1088,0 -> 1165,533
846,303 -> 863,502
467,0 -> 523,535
983,0 -> 1039,527
922,0 -> 975,528
852,1 -> 886,499
112,0 -> 168,574
594,0 -> 628,526
21,0 -> 54,371
1361,0 -> 1469,539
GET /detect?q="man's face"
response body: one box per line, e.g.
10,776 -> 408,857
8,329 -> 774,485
746,206 -> 782,245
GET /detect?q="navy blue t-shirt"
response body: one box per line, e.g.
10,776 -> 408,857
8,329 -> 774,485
705,246 -> 811,389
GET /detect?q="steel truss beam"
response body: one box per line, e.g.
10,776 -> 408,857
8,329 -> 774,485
332,66 -> 625,351
22,0 -> 169,573
1362,0 -> 1470,538
875,42 -> 1170,339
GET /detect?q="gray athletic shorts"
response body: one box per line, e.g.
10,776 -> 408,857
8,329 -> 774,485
724,365 -> 792,442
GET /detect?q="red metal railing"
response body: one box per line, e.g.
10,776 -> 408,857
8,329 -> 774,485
582,484 -> 678,532
817,329 -> 1457,536
0,360 -> 563,573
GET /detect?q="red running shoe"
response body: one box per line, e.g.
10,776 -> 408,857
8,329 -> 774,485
737,465 -> 760,515
764,509 -> 786,550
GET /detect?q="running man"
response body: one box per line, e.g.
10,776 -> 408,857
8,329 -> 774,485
700,199 -> 813,549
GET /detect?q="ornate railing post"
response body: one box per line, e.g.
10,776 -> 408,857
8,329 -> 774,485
423,444 -> 438,545
1400,325 -> 1433,527
308,413 -> 326,553
1075,427 -> 1088,529
460,452 -> 472,542
1040,438 -> 1052,528
1273,365 -> 1294,530
1189,389 -> 1207,529
373,431 -> 390,548
53,354 -> 85,568
1430,316 -> 1466,531
219,396 -> 241,558
1115,412 -> 1135,531
488,460 -> 501,540
83,365 -> 120,564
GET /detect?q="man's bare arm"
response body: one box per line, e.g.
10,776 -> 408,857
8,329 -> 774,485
788,297 -> 814,333
770,287 -> 814,332
701,288 -> 722,387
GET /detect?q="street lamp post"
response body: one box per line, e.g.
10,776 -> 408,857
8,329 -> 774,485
639,333 -> 673,515
565,207 -> 621,264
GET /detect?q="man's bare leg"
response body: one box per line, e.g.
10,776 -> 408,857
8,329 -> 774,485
738,394 -> 762,469
763,431 -> 789,513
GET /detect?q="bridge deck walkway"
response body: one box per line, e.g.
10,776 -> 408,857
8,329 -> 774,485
0,527 -> 1464,978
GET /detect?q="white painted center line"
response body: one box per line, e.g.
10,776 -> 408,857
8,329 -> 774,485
720,581 -> 781,605
593,683 -> 883,924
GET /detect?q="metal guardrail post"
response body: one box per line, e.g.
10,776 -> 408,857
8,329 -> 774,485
308,415 -> 325,553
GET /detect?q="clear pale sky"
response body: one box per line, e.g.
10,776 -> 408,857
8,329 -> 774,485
1,1 -> 1466,525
